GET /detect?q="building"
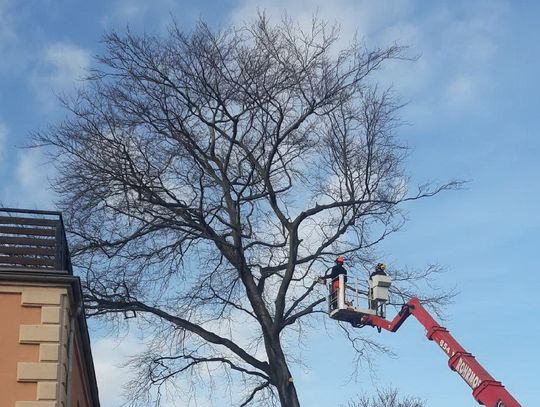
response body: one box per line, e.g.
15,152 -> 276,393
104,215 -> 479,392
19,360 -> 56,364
0,208 -> 100,407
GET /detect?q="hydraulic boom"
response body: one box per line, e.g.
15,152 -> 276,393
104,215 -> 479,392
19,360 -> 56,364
360,298 -> 521,407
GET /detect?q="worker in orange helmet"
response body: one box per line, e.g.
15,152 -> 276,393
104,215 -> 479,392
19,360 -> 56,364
319,256 -> 348,308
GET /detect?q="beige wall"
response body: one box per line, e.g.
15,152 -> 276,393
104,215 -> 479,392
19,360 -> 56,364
0,292 -> 40,406
0,282 -> 99,407
70,332 -> 93,407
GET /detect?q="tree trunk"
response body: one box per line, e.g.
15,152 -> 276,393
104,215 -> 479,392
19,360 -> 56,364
273,356 -> 301,407
265,336 -> 301,407
276,374 -> 301,407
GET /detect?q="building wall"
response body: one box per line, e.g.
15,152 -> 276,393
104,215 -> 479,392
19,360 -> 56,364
0,282 -> 98,407
69,331 -> 94,407
0,292 -> 41,406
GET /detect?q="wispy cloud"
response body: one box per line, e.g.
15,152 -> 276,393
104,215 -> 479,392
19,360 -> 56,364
0,148 -> 54,209
111,0 -> 155,21
0,0 -> 16,48
102,0 -> 179,32
92,331 -> 212,407
228,0 -> 506,119
92,334 -> 146,407
30,42 -> 90,110
0,0 -> 29,75
16,149 -> 44,189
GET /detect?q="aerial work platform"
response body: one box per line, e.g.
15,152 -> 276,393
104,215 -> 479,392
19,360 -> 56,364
323,265 -> 522,407
327,273 -> 391,325
329,306 -> 375,326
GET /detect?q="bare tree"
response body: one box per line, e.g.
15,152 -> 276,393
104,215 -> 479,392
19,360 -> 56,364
37,14 -> 458,407
347,388 -> 426,407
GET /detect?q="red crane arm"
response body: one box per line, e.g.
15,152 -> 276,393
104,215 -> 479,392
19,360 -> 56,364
362,298 -> 521,407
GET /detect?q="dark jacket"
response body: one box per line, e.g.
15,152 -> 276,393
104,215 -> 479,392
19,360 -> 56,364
325,264 -> 347,282
370,269 -> 387,279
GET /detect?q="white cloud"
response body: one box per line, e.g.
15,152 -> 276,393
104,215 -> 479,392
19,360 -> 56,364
102,0 -> 178,32
227,0 -> 506,117
43,43 -> 90,89
0,0 -> 16,48
0,149 -> 54,208
92,334 -> 146,407
16,149 -> 45,188
445,74 -> 478,108
0,0 -> 27,75
30,42 -> 90,110
228,0 -> 416,52
113,0 -> 154,20
91,328 -> 239,407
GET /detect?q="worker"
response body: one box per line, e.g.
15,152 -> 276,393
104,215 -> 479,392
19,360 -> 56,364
370,262 -> 387,279
320,256 -> 347,285
369,263 -> 388,313
319,256 -> 348,309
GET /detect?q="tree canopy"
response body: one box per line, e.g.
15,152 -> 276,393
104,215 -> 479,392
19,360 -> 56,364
38,14 -> 457,407
348,388 -> 426,407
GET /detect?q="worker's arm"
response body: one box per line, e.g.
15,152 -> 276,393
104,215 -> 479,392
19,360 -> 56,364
318,267 -> 334,282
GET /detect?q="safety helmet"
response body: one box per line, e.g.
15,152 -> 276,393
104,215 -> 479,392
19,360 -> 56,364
376,262 -> 386,271
336,256 -> 344,264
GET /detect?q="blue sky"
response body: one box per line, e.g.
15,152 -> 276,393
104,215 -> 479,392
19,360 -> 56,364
0,1 -> 538,406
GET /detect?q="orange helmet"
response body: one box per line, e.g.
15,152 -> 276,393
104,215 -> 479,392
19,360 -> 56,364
336,256 -> 344,264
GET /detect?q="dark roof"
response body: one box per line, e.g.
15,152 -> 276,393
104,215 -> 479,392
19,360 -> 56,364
0,208 -> 73,274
